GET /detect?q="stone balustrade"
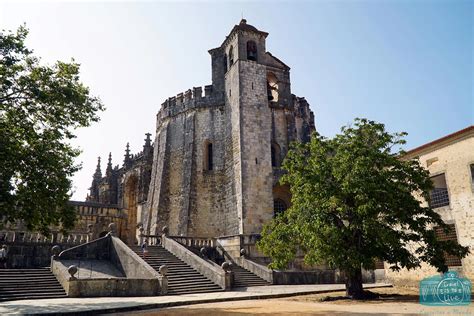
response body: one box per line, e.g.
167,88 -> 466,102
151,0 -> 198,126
169,236 -> 216,248
0,231 -> 89,245
139,234 -> 162,246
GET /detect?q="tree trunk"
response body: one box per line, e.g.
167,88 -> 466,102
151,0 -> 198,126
345,267 -> 364,299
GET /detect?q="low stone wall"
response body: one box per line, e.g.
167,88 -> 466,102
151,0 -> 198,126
1,242 -> 74,268
162,235 -> 229,289
52,234 -> 160,297
110,236 -> 160,279
273,270 -> 336,285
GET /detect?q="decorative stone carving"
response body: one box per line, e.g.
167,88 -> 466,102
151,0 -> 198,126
108,222 -> 116,236
162,226 -> 169,236
158,265 -> 168,276
240,248 -> 247,257
51,245 -> 61,258
68,265 -> 78,280
221,261 -> 232,272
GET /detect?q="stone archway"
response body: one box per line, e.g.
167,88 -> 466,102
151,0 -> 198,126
124,175 -> 139,245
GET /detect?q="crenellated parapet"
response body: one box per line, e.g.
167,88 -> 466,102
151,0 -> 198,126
156,85 -> 224,128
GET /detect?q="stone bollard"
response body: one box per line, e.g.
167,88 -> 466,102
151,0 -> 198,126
68,265 -> 78,280
159,265 -> 169,295
221,261 -> 233,290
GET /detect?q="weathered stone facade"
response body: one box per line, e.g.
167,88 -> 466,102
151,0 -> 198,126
86,133 -> 154,244
144,20 -> 315,237
87,20 -> 315,242
385,126 -> 474,285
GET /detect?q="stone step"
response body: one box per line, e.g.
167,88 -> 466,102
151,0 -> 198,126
0,275 -> 56,284
136,245 -> 222,295
168,278 -> 214,285
167,287 -> 223,295
230,265 -> 270,288
0,293 -> 68,302
0,268 -> 66,301
168,275 -> 211,281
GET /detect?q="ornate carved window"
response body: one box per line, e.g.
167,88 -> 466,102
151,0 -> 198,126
247,41 -> 257,61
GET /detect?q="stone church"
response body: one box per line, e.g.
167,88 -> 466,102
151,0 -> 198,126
87,19 -> 315,244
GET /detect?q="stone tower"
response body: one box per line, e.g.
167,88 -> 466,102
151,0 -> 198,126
223,19 -> 274,234
87,20 -> 315,242
143,20 -> 315,238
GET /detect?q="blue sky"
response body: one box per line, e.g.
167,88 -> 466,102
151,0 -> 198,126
1,0 -> 472,200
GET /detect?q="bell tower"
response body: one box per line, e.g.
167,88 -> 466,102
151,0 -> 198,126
223,20 -> 274,234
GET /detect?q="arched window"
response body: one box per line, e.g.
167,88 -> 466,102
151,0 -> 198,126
273,199 -> 287,217
223,54 -> 228,72
205,142 -> 213,171
247,41 -> 257,61
228,46 -> 234,66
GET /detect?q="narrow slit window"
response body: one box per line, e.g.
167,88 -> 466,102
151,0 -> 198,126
207,143 -> 213,171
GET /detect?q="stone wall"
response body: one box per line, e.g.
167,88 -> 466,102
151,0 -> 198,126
385,132 -> 474,285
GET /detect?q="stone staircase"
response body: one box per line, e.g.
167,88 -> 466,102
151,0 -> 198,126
133,245 -> 223,295
0,268 -> 67,301
231,264 -> 270,288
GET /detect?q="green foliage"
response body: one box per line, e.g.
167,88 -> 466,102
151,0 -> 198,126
0,25 -> 104,234
258,118 -> 469,276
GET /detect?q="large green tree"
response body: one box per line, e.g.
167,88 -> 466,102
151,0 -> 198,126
258,118 -> 469,299
0,26 -> 104,234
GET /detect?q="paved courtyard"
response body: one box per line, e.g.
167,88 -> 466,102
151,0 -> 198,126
0,283 -> 391,315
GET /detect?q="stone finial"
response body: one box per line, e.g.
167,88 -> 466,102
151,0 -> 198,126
68,265 -> 78,280
240,248 -> 247,257
162,226 -> 169,236
200,247 -> 207,258
108,222 -> 116,236
221,261 -> 232,272
124,143 -> 131,167
51,245 -> 61,257
106,152 -> 113,174
159,265 -> 168,276
93,157 -> 102,180
144,133 -> 152,147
